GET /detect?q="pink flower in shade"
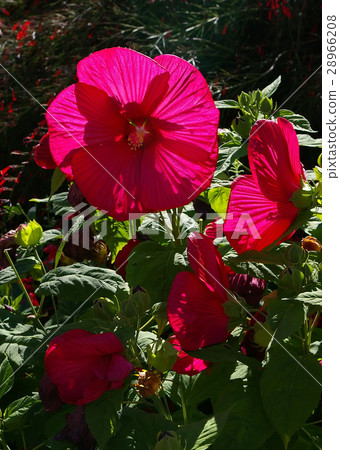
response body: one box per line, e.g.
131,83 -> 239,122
44,47 -> 219,220
167,232 -> 231,352
44,329 -> 133,405
224,118 -> 306,254
169,335 -> 210,376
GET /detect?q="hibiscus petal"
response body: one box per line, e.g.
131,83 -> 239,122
77,47 -> 170,116
34,134 -> 57,170
186,232 -> 229,301
169,336 -> 210,376
71,141 -> 146,220
277,117 -> 305,180
248,119 -> 301,201
47,83 -> 126,176
138,139 -> 218,211
167,271 -> 229,351
107,354 -> 134,388
224,175 -> 299,254
153,55 -> 219,161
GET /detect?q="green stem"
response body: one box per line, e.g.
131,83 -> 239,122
153,393 -> 172,421
139,315 -> 155,331
4,250 -> 45,333
34,247 -> 59,324
180,383 -> 188,425
20,429 -> 27,450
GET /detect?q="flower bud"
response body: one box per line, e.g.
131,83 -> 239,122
93,297 -> 119,321
90,240 -> 108,265
120,297 -> 139,319
290,184 -> 314,209
278,267 -> 305,296
15,220 -> 43,247
155,431 -> 180,450
131,287 -> 151,315
301,236 -> 322,252
135,370 -> 162,398
284,243 -> 308,266
147,338 -> 178,373
238,91 -> 250,108
232,116 -> 252,139
151,302 -> 168,336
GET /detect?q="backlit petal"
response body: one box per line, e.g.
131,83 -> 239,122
224,175 -> 299,253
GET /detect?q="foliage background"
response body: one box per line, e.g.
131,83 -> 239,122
0,0 -> 321,221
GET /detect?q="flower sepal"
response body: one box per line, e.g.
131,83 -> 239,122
290,183 -> 314,209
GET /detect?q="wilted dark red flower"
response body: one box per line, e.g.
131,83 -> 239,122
44,329 -> 133,405
226,270 -> 266,306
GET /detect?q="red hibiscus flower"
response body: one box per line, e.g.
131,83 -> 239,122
167,232 -> 231,352
44,329 -> 133,405
44,47 -> 219,220
34,133 -> 57,170
224,118 -> 306,254
169,335 -> 210,376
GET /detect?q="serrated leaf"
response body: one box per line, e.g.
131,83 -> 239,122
50,168 -> 66,197
267,300 -> 306,341
215,99 -> 240,109
0,357 -> 14,399
126,241 -> 188,304
260,353 -> 321,440
36,262 -> 129,302
262,76 -> 281,97
297,134 -> 322,148
0,257 -> 38,286
282,290 -> 322,306
276,110 -> 316,133
208,187 -> 231,218
3,395 -> 40,431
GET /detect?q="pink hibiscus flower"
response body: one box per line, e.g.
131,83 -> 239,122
44,47 -> 219,220
169,335 -> 210,376
167,232 -> 231,352
224,118 -> 306,254
44,329 -> 133,405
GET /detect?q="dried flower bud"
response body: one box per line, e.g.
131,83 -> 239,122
135,370 -> 162,398
301,236 -> 322,252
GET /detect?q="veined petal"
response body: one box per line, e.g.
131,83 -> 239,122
224,175 -> 299,254
71,141 -> 146,221
187,232 -> 229,301
77,47 -> 170,116
139,139 -> 218,211
34,134 -> 57,170
47,83 -> 126,175
248,119 -> 301,201
153,55 -> 219,160
277,117 -> 305,180
167,271 -> 229,351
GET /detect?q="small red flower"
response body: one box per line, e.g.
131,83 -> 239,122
169,335 -> 210,376
44,329 -> 133,405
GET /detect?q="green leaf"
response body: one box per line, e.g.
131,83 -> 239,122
215,99 -> 240,109
276,110 -> 317,133
178,410 -> 230,449
297,134 -> 322,148
85,390 -> 123,449
260,353 -> 322,440
108,407 -> 177,449
36,262 -> 129,303
126,241 -> 188,304
262,76 -> 281,97
212,383 -> 274,450
54,213 -> 85,268
39,229 -> 62,244
282,290 -> 322,306
3,395 -> 41,431
0,257 -> 38,286
228,247 -> 286,265
50,167 -> 66,197
208,187 -> 231,218
0,356 -> 14,399
227,261 -> 283,283
187,343 -> 260,368
267,300 -> 306,341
